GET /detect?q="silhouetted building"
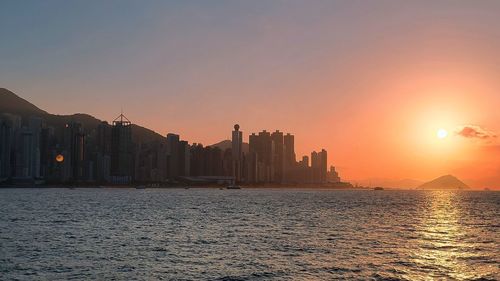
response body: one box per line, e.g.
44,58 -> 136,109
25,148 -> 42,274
0,116 -> 13,180
232,124 -> 243,182
111,114 -> 133,184
14,127 -> 34,180
271,130 -> 284,183
328,166 -> 341,183
95,121 -> 111,182
311,149 -> 327,183
283,133 -> 295,182
166,133 -> 180,180
249,130 -> 274,182
62,122 -> 86,182
179,140 -> 190,177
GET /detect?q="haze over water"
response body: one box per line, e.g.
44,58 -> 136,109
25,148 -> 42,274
1,188 -> 498,280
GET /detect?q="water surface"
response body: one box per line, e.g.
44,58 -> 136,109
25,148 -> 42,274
0,188 -> 498,280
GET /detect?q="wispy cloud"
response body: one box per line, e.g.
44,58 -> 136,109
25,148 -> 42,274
455,125 -> 497,139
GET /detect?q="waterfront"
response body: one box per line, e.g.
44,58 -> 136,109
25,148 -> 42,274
0,188 -> 498,280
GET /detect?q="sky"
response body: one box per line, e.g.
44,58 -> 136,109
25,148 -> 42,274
1,0 -> 499,187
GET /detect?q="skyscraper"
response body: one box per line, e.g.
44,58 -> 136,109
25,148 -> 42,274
166,133 -> 180,180
95,121 -> 111,182
284,133 -> 295,167
283,133 -> 295,183
319,149 -> 328,183
14,128 -> 34,180
179,140 -> 190,177
111,113 -> 133,184
311,149 -> 328,183
0,116 -> 13,180
249,130 -> 274,182
232,124 -> 243,182
271,130 -> 284,183
63,122 -> 85,182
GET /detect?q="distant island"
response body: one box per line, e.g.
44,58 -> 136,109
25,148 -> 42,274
417,175 -> 470,190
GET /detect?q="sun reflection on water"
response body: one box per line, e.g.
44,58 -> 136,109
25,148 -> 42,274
411,191 -> 490,280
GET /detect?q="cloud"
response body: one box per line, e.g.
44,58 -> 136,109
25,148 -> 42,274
455,125 -> 497,139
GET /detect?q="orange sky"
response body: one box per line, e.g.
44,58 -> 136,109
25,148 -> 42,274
1,1 -> 499,188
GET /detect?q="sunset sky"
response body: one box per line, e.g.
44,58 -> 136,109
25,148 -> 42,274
1,1 -> 499,187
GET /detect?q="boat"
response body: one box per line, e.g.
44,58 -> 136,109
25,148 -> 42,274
135,185 -> 146,189
373,186 -> 384,191
226,185 -> 241,189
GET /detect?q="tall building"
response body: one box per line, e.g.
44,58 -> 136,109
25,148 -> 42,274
179,140 -> 190,177
319,149 -> 328,183
249,130 -> 274,182
311,151 -> 319,183
14,128 -> 34,179
271,130 -> 284,183
63,122 -> 85,182
284,133 -> 295,166
95,121 -> 111,182
166,133 -> 180,180
111,113 -> 133,184
311,149 -> 328,183
0,116 -> 13,180
231,124 -> 243,182
28,117 -> 43,179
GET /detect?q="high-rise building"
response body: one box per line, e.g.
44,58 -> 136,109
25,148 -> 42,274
271,130 -> 284,183
14,128 -> 34,179
166,133 -> 180,180
111,114 -> 133,184
95,121 -> 111,182
284,133 -> 295,167
0,116 -> 13,180
249,131 -> 273,182
179,140 -> 190,177
311,149 -> 328,183
232,124 -> 243,182
63,122 -> 85,182
319,149 -> 328,183
28,117 -> 43,179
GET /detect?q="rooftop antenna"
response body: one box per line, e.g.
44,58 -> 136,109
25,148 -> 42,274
113,107 -> 131,125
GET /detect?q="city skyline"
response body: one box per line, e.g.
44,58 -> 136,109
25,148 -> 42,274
1,1 -> 499,187
0,88 -> 341,187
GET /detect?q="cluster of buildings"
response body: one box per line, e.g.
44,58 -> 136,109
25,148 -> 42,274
0,112 -> 341,185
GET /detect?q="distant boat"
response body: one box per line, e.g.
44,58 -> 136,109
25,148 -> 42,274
373,187 -> 384,191
135,185 -> 146,189
226,185 -> 241,189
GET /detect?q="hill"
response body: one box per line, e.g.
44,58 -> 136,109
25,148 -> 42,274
418,175 -> 470,190
0,88 -> 165,144
0,88 -> 48,116
210,139 -> 250,153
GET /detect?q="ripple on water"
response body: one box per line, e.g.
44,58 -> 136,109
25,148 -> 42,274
0,189 -> 498,280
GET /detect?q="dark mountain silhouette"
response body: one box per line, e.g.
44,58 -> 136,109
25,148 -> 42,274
0,88 -> 48,116
210,139 -> 249,154
0,88 -> 165,144
418,175 -> 470,190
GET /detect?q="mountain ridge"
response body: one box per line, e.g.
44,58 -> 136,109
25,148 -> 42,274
418,174 -> 470,190
210,139 -> 250,154
0,88 -> 165,144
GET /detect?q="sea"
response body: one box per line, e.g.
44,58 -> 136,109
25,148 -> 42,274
0,188 -> 498,280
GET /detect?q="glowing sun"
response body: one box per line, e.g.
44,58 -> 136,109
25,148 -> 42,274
437,128 -> 448,139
